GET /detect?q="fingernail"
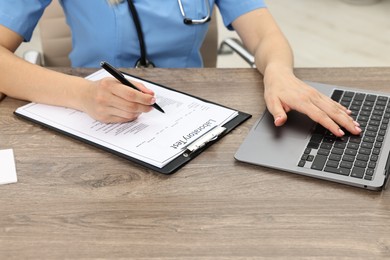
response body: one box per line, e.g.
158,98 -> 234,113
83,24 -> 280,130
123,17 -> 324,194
346,109 -> 352,114
150,97 -> 156,104
339,128 -> 345,136
274,116 -> 282,125
353,121 -> 360,126
355,126 -> 362,132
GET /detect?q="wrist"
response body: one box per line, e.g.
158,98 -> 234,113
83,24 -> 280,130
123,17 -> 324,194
65,76 -> 93,112
261,64 -> 298,93
264,62 -> 293,76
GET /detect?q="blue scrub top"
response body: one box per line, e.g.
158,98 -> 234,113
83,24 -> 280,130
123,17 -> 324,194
0,0 -> 266,68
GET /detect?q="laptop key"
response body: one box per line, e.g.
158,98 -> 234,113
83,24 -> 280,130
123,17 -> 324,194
326,160 -> 339,168
351,167 -> 365,178
331,90 -> 344,101
368,161 -> 377,169
342,154 -> 355,162
317,149 -> 330,156
329,153 -> 342,161
340,161 -> 353,169
311,155 -> 327,171
298,160 -> 306,167
364,175 -> 373,181
324,166 -> 350,176
366,94 -> 377,102
354,160 -> 367,168
354,93 -> 366,101
365,169 -> 374,176
307,141 -> 320,149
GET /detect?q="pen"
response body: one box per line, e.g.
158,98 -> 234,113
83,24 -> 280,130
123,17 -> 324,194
100,61 -> 165,113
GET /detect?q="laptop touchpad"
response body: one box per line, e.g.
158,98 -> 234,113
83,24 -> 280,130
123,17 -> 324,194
255,110 -> 315,139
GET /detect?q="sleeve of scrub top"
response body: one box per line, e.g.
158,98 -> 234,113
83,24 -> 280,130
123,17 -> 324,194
216,0 -> 267,30
0,0 -> 52,41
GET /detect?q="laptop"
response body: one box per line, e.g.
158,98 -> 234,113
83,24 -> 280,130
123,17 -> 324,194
235,81 -> 390,190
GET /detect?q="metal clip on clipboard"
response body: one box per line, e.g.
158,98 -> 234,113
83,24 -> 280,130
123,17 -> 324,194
183,126 -> 226,157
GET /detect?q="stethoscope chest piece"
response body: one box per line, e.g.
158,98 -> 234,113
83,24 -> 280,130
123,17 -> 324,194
107,0 -> 125,5
135,58 -> 155,68
178,0 -> 211,25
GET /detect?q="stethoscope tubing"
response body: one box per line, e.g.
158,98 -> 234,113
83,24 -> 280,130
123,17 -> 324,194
126,0 -> 211,68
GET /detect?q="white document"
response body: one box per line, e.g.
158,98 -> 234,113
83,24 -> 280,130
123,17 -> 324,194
0,149 -> 17,185
15,69 -> 238,168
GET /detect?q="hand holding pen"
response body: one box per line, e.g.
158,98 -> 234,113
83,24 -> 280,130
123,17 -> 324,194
100,61 -> 165,113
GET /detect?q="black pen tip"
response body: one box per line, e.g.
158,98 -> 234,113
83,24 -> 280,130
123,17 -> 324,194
153,104 -> 165,113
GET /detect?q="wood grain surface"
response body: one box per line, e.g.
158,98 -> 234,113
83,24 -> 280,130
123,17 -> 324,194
0,68 -> 389,259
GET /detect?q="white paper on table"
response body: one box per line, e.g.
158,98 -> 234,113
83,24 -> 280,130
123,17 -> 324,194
0,149 -> 17,185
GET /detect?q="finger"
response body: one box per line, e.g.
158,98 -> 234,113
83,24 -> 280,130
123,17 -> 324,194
94,106 -> 142,123
108,91 -> 154,114
101,77 -> 156,106
132,81 -> 155,95
264,95 -> 288,127
111,83 -> 156,107
330,111 -> 362,136
298,100 -> 360,137
301,103 -> 348,136
312,95 -> 362,135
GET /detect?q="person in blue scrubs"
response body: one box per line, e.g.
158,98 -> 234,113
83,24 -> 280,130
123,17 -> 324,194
0,0 -> 361,137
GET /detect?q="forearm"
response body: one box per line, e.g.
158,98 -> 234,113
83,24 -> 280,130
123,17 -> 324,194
233,8 -> 294,77
254,29 -> 294,78
0,46 -> 90,110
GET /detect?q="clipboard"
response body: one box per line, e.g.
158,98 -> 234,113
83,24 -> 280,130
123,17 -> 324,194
14,71 -> 251,175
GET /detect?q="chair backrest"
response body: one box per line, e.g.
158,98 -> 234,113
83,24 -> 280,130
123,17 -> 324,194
39,0 -> 218,67
38,0 -> 72,66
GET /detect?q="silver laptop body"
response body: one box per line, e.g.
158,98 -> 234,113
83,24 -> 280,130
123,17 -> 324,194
235,82 -> 390,190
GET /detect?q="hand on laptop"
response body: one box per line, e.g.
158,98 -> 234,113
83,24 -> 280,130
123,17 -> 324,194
263,70 -> 362,137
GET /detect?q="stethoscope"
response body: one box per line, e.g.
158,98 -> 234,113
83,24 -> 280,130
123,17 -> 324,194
122,0 -> 211,68
178,0 -> 211,25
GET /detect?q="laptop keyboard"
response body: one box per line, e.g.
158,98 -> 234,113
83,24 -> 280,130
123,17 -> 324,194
298,89 -> 389,181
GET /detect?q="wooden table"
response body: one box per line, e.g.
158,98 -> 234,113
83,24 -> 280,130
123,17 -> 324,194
1,68 -> 389,259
